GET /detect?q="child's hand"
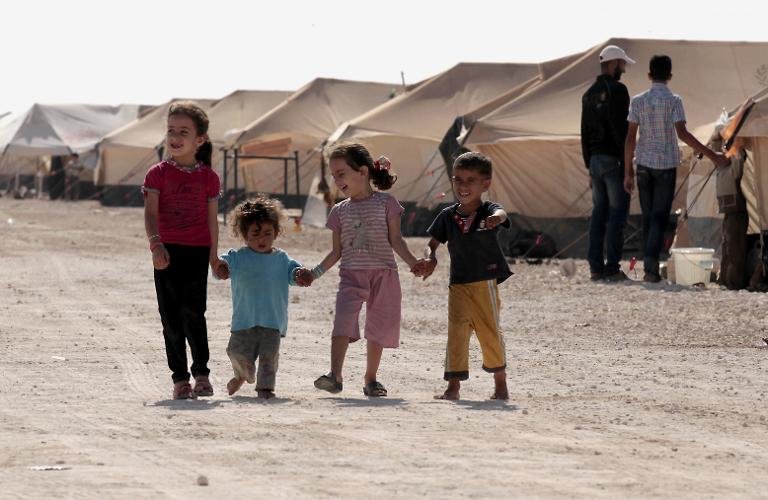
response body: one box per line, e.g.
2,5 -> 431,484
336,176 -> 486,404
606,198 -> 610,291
211,259 -> 229,280
411,258 -> 436,280
410,260 -> 425,277
294,268 -> 314,287
485,215 -> 503,230
421,257 -> 437,280
152,244 -> 170,270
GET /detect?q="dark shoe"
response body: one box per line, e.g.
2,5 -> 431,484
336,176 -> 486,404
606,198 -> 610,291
363,381 -> 387,397
590,271 -> 604,281
193,375 -> 214,397
604,270 -> 629,282
314,373 -> 343,393
173,381 -> 196,400
643,272 -> 661,283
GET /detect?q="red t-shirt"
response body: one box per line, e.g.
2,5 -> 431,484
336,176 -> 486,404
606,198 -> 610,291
142,160 -> 221,247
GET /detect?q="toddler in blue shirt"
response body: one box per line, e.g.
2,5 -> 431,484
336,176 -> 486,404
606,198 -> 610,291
219,197 -> 312,398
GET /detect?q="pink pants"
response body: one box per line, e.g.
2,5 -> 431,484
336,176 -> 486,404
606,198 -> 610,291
332,268 -> 401,348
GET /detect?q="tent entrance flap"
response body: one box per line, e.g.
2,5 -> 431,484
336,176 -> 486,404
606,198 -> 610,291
220,149 -> 300,224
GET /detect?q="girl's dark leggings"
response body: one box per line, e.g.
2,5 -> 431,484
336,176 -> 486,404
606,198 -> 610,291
153,243 -> 210,383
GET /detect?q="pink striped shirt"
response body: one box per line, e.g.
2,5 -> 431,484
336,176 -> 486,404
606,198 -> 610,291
326,192 -> 404,270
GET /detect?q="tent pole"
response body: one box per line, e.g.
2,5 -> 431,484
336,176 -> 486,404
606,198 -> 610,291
234,148 -> 239,205
284,158 -> 288,199
294,150 -> 300,208
222,148 -> 228,225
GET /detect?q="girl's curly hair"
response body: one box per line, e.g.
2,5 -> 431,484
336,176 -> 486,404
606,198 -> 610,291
329,143 -> 396,191
230,196 -> 284,239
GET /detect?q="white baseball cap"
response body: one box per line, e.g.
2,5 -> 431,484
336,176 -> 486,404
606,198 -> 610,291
599,45 -> 636,64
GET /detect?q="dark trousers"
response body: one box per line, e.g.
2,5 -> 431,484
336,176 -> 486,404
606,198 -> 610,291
154,244 -> 211,383
719,211 -> 748,290
637,166 -> 677,276
588,155 -> 630,274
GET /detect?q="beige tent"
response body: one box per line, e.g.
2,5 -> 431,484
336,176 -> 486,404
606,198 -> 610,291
463,38 -> 768,254
207,90 -> 293,195
730,89 -> 768,235
328,63 -> 543,204
231,78 -> 396,197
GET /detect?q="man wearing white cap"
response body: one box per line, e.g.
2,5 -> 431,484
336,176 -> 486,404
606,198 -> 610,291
580,45 -> 635,281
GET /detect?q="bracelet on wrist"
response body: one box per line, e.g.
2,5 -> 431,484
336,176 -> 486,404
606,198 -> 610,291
311,264 -> 325,279
148,234 -> 161,242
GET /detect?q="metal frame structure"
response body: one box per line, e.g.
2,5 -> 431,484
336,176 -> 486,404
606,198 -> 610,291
220,149 -> 300,224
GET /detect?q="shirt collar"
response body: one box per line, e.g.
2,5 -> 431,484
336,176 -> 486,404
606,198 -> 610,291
165,158 -> 204,172
651,82 -> 669,91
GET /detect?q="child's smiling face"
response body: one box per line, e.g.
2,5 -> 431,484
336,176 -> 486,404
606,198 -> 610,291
166,114 -> 204,164
451,167 -> 490,206
330,157 -> 370,199
245,221 -> 277,253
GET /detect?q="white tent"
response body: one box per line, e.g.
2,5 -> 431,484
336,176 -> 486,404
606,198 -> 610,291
231,78 -> 396,197
0,103 -> 140,176
462,38 -> 768,254
328,63 -> 544,205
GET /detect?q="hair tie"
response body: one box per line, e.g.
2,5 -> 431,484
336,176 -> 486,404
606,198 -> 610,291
374,156 -> 391,171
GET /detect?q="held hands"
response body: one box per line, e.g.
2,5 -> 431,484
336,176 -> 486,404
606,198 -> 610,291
211,258 -> 229,280
151,244 -> 170,270
411,257 -> 437,280
294,267 -> 314,287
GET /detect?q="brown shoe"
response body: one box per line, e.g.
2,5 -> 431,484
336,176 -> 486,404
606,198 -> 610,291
590,272 -> 604,281
173,381 -> 196,400
193,375 -> 214,397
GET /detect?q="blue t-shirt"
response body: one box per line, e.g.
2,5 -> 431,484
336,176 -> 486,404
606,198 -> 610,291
220,247 -> 301,336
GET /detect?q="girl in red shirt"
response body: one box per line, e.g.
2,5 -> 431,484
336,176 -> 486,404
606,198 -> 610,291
143,101 -> 227,399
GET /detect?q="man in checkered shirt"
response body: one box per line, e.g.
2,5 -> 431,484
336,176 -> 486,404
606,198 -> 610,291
623,55 -> 729,283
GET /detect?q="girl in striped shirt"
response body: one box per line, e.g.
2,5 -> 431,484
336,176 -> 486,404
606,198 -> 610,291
310,143 -> 424,397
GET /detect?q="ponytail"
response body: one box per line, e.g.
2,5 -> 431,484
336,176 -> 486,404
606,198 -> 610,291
196,140 -> 213,166
329,143 -> 397,191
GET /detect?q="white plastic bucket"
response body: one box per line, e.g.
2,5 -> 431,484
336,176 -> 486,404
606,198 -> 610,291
669,247 -> 715,286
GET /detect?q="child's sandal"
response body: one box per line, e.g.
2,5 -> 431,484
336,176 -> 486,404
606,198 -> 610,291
314,373 -> 343,393
363,381 -> 387,397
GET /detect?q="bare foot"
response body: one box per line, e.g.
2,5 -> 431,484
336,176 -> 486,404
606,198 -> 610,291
434,380 -> 460,400
227,377 -> 245,395
490,389 -> 509,400
434,390 -> 459,400
257,389 -> 275,399
491,372 -> 508,400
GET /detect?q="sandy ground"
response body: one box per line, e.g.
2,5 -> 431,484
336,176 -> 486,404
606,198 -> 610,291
1,197 -> 767,499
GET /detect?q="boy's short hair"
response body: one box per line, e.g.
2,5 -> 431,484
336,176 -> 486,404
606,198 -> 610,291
453,151 -> 492,177
649,55 -> 672,81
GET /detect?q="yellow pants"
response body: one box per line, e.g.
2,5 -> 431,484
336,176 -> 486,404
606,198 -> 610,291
445,280 -> 506,380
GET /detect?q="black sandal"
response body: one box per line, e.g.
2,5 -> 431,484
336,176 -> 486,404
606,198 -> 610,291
314,373 -> 343,393
363,381 -> 387,397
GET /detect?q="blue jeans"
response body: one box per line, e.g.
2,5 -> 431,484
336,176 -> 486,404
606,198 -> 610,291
588,155 -> 629,274
636,165 -> 676,275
